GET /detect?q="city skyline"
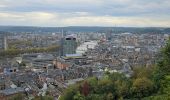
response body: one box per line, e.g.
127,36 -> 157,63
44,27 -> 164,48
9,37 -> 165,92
0,0 -> 170,27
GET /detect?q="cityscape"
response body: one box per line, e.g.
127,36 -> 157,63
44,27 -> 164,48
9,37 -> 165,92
0,0 -> 170,100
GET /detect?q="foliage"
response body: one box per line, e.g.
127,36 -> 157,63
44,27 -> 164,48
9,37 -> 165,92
9,93 -> 25,100
131,77 -> 154,98
59,84 -> 79,100
32,95 -> 54,100
132,67 -> 154,79
86,94 -> 106,100
59,70 -> 158,100
80,81 -> 90,96
143,75 -> 170,100
8,40 -> 33,48
73,92 -> 85,100
0,45 -> 60,57
107,92 -> 114,100
159,38 -> 170,75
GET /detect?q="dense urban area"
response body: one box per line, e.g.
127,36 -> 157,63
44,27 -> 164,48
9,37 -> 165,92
0,26 -> 170,100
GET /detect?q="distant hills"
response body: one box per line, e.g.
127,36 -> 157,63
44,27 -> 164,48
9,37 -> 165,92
0,26 -> 170,33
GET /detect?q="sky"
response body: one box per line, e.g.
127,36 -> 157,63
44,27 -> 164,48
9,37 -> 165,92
0,0 -> 170,27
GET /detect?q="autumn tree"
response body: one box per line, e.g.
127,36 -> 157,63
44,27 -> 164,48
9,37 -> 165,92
81,81 -> 90,96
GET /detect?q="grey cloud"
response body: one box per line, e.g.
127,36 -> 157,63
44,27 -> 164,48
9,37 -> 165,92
0,0 -> 170,26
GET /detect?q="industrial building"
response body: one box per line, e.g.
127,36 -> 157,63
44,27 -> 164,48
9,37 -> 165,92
76,41 -> 98,54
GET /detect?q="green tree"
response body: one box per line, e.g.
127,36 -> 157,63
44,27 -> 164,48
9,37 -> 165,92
160,38 -> 170,75
131,77 -> 154,98
143,76 -> 170,100
73,92 -> 85,100
86,94 -> 105,100
32,95 -> 54,100
107,93 -> 114,100
59,85 -> 79,100
115,79 -> 131,98
96,79 -> 115,94
86,77 -> 98,94
108,72 -> 131,98
132,67 -> 154,79
9,93 -> 25,100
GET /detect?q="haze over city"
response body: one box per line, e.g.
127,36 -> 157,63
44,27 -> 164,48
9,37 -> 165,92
0,0 -> 170,27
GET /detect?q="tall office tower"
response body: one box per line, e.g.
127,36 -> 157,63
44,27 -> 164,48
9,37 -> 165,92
63,35 -> 77,56
59,29 -> 66,56
0,33 -> 8,51
106,30 -> 112,41
59,37 -> 64,56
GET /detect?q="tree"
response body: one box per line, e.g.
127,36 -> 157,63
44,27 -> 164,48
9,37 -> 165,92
131,77 -> 154,98
151,63 -> 165,92
107,93 -> 114,100
96,79 -> 115,94
132,66 -> 154,79
108,72 -> 131,98
73,92 -> 85,100
32,95 -> 54,100
143,75 -> 170,100
86,77 -> 98,93
115,79 -> 131,98
86,94 -> 105,100
160,38 -> 170,75
108,72 -> 127,82
9,93 -> 25,100
81,81 -> 90,96
59,85 -> 79,100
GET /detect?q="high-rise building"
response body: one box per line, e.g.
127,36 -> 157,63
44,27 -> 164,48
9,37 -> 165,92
62,35 -> 77,56
0,33 -> 8,51
59,30 -> 66,56
106,30 -> 112,41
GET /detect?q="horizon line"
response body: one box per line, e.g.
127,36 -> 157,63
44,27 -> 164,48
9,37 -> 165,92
0,25 -> 169,28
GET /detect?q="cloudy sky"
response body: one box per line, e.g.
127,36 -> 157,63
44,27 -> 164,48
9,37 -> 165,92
0,0 -> 170,27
